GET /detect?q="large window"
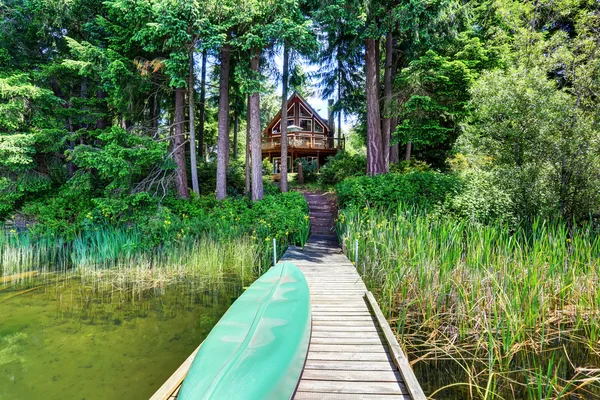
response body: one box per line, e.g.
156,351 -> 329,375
314,121 -> 324,133
299,118 -> 312,132
299,104 -> 311,117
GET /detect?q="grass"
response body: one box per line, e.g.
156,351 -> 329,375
337,204 -> 600,399
0,227 -> 267,294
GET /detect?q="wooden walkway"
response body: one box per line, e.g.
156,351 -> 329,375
282,235 -> 425,400
150,191 -> 425,400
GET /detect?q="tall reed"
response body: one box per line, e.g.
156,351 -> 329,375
337,204 -> 600,398
1,228 -> 259,292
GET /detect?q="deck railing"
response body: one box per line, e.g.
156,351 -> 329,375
261,134 -> 344,151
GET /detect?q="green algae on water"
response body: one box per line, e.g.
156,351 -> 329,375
0,276 -> 243,400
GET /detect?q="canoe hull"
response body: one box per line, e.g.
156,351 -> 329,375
179,262 -> 311,400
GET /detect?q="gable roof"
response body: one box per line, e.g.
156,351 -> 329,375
264,91 -> 330,134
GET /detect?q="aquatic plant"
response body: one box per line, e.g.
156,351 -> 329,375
337,204 -> 600,398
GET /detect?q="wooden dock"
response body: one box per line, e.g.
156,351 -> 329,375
150,235 -> 425,400
150,192 -> 425,399
282,235 -> 425,400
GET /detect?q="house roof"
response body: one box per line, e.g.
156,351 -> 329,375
264,91 -> 330,134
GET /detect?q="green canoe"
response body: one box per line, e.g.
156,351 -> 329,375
178,262 -> 311,400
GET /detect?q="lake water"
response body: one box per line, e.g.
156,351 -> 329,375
0,276 -> 242,400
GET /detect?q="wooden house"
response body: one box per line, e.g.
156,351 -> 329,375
261,92 -> 344,174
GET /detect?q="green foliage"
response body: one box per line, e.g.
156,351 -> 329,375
336,170 -> 459,209
439,167 -> 516,226
70,127 -> 169,192
318,151 -> 365,185
460,66 -> 600,221
295,157 -> 318,183
337,204 -> 600,398
395,50 -> 474,163
197,160 -> 248,197
262,158 -> 273,175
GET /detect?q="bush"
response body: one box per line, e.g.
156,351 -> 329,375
336,170 -> 459,209
296,158 -> 318,183
318,152 -> 366,185
197,160 -> 247,196
262,158 -> 274,175
438,169 -> 517,225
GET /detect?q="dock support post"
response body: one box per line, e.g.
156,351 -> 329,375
273,238 -> 277,267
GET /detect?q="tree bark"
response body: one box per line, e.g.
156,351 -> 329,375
198,49 -> 207,161
365,37 -> 385,175
389,115 -> 399,163
174,87 -> 190,199
280,43 -> 290,192
404,142 -> 412,161
249,49 -> 263,201
233,109 -> 239,159
188,48 -> 199,195
216,44 -> 231,200
382,30 -> 393,172
150,92 -> 159,136
389,37 -> 400,164
337,60 -> 342,147
245,95 -> 251,194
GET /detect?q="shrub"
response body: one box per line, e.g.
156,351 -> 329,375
262,158 -> 274,175
438,169 -> 517,225
318,152 -> 366,185
197,160 -> 247,196
336,170 -> 459,209
295,158 -> 318,183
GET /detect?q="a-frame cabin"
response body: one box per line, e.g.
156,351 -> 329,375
261,92 -> 344,174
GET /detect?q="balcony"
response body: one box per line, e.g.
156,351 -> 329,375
261,134 -> 344,151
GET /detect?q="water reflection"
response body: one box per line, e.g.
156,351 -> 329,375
0,274 -> 244,400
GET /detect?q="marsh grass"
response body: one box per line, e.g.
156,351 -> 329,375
337,204 -> 600,399
0,227 -> 262,294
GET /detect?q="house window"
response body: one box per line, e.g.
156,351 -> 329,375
287,119 -> 294,126
299,104 -> 311,117
314,121 -> 324,133
273,122 -> 280,133
299,119 -> 312,132
287,104 -> 295,116
272,157 -> 292,173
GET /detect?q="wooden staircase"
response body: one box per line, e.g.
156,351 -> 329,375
303,192 -> 337,237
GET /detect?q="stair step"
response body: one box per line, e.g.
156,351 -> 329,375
311,211 -> 336,218
309,205 -> 335,211
312,226 -> 335,232
311,221 -> 335,228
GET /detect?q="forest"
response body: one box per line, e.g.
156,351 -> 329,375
1,0 -> 600,398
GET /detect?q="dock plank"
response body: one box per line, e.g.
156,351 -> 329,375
282,234 -> 424,400
151,230 -> 423,400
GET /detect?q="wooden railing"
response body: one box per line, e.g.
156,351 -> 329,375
262,134 -> 344,151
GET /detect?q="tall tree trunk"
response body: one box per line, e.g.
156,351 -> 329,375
151,92 -> 159,136
389,36 -> 400,164
245,95 -> 251,194
382,30 -> 393,172
249,49 -> 263,201
365,37 -> 385,175
198,49 -> 207,161
174,88 -> 190,199
280,43 -> 290,192
216,44 -> 231,200
337,61 -> 342,148
233,109 -> 239,159
404,142 -> 412,161
188,48 -> 199,195
389,114 -> 399,163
